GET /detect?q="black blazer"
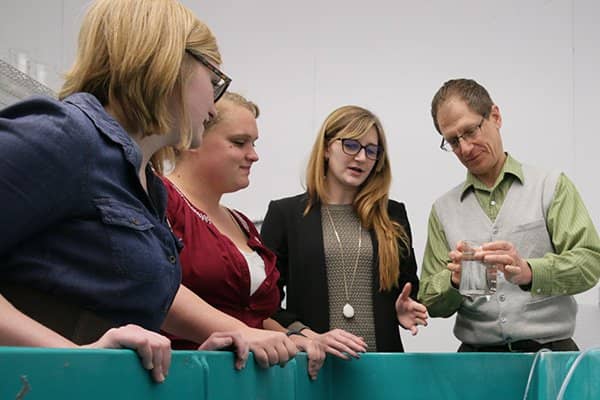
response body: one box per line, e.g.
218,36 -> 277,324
261,193 -> 419,352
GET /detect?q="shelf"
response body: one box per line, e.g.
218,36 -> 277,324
0,58 -> 56,108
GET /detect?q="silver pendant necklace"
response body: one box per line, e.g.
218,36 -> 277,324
325,206 -> 362,319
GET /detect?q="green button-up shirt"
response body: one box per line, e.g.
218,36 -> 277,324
418,154 -> 600,317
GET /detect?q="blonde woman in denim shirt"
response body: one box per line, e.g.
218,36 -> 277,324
0,0 -> 296,382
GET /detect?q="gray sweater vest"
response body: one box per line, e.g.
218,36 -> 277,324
434,164 -> 576,345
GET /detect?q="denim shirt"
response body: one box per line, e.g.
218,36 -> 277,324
0,93 -> 181,331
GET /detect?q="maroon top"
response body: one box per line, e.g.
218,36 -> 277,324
163,178 -> 280,349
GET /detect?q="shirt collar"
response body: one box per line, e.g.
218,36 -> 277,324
64,92 -> 142,171
459,153 -> 524,199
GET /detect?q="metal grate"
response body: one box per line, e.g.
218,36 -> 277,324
0,58 -> 56,108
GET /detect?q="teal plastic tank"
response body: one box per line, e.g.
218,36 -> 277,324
533,351 -> 600,399
0,348 -> 597,399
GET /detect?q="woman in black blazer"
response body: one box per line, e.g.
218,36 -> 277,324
261,105 -> 428,355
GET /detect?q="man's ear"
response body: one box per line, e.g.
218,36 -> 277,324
490,104 -> 502,129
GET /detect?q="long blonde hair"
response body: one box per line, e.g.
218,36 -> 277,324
59,0 -> 221,174
305,105 -> 410,291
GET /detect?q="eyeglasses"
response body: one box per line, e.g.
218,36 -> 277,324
337,138 -> 382,160
185,50 -> 232,102
440,117 -> 485,152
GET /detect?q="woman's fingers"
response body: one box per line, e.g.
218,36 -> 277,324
324,339 -> 359,358
198,334 -> 232,350
306,347 -> 325,380
87,324 -> 171,383
244,328 -> 297,368
253,348 -> 270,368
288,334 -> 326,380
317,331 -> 364,359
198,331 -> 249,370
335,329 -> 367,349
322,346 -> 350,360
150,342 -> 164,382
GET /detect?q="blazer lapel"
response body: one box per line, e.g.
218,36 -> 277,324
297,201 -> 330,330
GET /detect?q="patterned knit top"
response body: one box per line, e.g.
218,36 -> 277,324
321,204 -> 376,350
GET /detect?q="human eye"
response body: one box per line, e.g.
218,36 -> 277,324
231,135 -> 255,148
209,70 -> 223,85
463,127 -> 477,139
366,145 -> 380,158
448,137 -> 460,148
343,139 -> 360,152
230,138 -> 246,147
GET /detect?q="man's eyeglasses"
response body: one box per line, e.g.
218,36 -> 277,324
440,117 -> 485,152
338,138 -> 382,160
186,50 -> 232,102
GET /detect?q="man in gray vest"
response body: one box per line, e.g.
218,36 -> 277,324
418,78 -> 600,352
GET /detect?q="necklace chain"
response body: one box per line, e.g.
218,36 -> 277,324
170,181 -> 212,224
325,206 -> 362,305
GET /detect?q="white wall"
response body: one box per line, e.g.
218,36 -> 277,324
1,0 -> 598,351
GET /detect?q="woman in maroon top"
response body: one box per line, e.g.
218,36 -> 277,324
163,179 -> 278,331
164,92 -> 325,379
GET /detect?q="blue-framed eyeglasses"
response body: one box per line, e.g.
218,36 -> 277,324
338,138 -> 382,160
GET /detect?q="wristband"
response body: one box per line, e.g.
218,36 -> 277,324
286,329 -> 307,338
